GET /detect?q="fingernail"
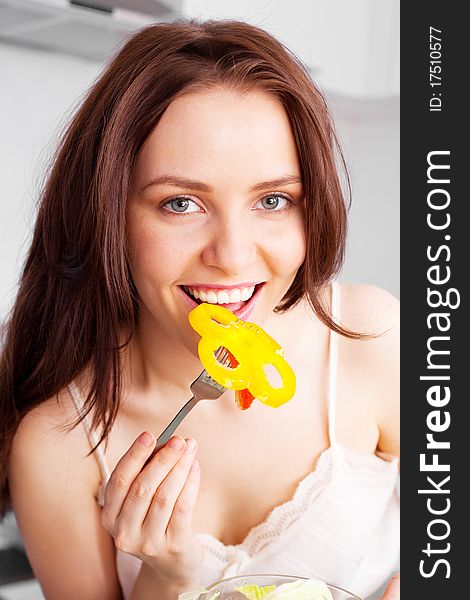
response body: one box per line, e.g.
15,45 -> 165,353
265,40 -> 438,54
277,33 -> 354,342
169,436 -> 185,451
184,438 -> 197,454
139,431 -> 154,447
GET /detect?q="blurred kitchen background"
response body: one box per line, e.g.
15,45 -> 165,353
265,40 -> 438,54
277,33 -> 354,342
0,1 -> 399,598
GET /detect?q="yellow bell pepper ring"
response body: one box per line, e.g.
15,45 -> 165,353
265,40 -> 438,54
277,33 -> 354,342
198,335 -> 252,389
188,303 -> 296,408
248,350 -> 296,407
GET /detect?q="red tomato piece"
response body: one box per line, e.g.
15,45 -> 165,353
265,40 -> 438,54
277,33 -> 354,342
226,349 -> 239,367
222,349 -> 254,409
235,388 -> 256,410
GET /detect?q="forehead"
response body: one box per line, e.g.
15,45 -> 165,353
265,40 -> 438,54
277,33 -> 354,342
133,87 -> 301,186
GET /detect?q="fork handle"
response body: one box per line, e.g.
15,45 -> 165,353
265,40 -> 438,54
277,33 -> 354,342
143,395 -> 198,466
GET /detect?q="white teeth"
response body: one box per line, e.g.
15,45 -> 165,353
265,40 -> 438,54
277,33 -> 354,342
241,286 -> 255,301
218,290 -> 230,304
229,289 -> 242,303
185,284 -> 258,304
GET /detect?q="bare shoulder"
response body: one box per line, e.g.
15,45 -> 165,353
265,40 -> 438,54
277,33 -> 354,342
9,392 -> 121,599
10,390 -> 99,503
337,283 -> 400,458
339,283 -> 399,333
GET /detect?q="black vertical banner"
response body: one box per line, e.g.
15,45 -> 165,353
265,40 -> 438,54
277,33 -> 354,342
401,3 -> 467,598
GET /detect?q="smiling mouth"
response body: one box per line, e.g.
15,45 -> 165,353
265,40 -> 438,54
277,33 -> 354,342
180,283 -> 263,312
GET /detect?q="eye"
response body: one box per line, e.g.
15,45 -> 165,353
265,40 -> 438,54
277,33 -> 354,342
253,193 -> 291,212
162,196 -> 202,214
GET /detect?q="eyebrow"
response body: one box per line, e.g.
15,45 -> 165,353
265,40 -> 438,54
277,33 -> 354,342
141,175 -> 303,193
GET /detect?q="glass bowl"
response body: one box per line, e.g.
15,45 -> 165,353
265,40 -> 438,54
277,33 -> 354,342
197,574 -> 362,599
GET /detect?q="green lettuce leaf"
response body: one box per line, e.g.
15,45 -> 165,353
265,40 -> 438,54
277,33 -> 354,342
235,583 -> 276,599
263,579 -> 334,600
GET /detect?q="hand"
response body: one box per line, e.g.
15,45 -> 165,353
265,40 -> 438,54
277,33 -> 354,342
101,432 -> 203,587
381,573 -> 400,599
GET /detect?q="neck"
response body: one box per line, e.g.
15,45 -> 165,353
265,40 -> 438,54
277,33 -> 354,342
122,317 -> 202,406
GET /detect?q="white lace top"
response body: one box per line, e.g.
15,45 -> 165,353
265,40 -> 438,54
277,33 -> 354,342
69,283 -> 399,599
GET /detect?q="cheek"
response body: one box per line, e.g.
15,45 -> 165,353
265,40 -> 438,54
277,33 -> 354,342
127,216 -> 188,291
263,218 -> 306,275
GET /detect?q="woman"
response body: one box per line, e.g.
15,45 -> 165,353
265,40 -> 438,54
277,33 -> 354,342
0,20 -> 399,600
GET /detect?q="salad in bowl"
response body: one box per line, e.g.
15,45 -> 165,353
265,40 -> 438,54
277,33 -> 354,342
178,574 -> 361,600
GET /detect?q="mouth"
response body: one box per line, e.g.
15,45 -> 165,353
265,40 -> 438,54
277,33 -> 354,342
179,282 -> 265,319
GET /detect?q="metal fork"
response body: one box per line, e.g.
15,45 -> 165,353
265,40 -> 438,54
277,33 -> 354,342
145,348 -> 230,463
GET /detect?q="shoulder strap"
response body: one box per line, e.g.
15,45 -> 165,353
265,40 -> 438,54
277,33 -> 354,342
327,282 -> 340,447
68,382 -> 111,487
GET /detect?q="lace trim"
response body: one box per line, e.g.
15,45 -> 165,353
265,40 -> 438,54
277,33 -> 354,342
198,445 -> 335,562
198,444 -> 399,564
335,444 -> 399,476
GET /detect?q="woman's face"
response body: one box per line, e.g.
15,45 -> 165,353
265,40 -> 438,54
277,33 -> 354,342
128,87 -> 306,352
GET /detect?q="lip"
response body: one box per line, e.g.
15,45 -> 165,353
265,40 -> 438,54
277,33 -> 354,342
178,282 -> 264,320
182,282 -> 260,292
234,282 -> 263,320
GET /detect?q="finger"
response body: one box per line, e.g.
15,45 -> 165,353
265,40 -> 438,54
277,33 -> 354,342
115,436 -> 188,534
166,456 -> 201,545
381,573 -> 400,600
102,431 -> 157,530
143,438 -> 198,541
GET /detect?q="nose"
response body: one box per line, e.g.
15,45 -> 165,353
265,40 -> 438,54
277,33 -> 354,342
201,216 -> 258,276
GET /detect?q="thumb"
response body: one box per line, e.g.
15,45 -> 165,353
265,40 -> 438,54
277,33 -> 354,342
381,573 -> 400,599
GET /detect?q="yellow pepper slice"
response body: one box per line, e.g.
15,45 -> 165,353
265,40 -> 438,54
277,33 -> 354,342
188,303 -> 296,408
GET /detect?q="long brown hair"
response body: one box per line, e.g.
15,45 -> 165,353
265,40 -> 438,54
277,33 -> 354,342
0,19 -> 358,515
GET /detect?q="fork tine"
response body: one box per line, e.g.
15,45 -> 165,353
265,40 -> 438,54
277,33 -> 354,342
214,346 -> 231,366
214,346 -> 226,360
219,350 -> 230,365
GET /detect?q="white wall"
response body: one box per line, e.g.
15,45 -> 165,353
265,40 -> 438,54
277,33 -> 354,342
0,43 -> 102,321
0,37 -> 398,322
184,0 -> 400,97
333,98 -> 399,297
